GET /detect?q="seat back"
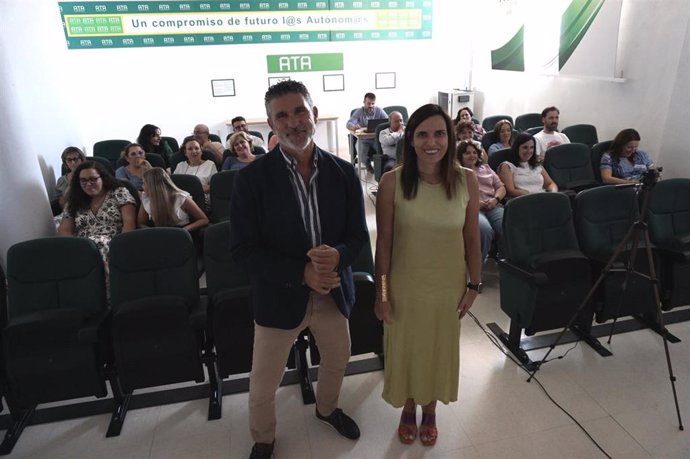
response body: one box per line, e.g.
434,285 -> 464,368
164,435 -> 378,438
347,236 -> 382,356
500,193 -> 590,330
543,143 -> 596,190
6,237 -> 107,319
209,133 -> 222,143
382,105 -> 408,122
109,228 -> 200,308
5,237 -> 108,405
171,174 -> 206,213
524,126 -> 542,136
647,178 -> 690,248
488,148 -> 512,173
93,139 -> 130,167
514,113 -> 542,132
591,140 -> 612,182
562,124 -> 599,148
203,221 -> 253,377
108,228 -> 204,391
161,136 -> 179,152
373,121 -> 391,156
482,115 -> 513,132
210,170 -> 237,223
503,193 -> 580,265
575,185 -> 638,260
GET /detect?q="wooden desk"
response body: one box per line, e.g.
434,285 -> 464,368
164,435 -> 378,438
352,129 -> 375,141
225,114 -> 340,154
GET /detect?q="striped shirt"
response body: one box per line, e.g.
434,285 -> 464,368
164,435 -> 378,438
280,148 -> 322,247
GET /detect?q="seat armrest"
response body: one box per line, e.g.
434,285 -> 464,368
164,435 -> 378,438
655,246 -> 690,263
498,259 -> 548,285
78,309 -> 111,344
528,250 -> 588,269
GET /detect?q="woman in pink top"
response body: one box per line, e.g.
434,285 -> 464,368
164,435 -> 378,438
457,140 -> 505,265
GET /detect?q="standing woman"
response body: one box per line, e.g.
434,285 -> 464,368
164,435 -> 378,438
115,143 -> 151,192
58,161 -> 137,262
137,124 -> 174,166
173,138 -> 217,207
375,104 -> 481,446
137,168 -> 209,232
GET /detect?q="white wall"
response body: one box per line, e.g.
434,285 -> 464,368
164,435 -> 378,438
1,1 -> 690,266
471,0 -> 690,180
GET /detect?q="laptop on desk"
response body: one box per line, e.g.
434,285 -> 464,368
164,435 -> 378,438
365,118 -> 388,133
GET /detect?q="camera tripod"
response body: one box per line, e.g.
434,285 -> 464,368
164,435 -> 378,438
526,168 -> 684,431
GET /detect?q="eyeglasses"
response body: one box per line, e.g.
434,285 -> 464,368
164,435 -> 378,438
193,130 -> 209,135
79,176 -> 101,185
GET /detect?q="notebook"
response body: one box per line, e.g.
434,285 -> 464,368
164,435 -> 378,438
365,118 -> 388,133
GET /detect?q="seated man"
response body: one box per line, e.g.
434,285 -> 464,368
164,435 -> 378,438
229,116 -> 265,148
533,106 -> 570,160
346,92 -> 388,171
192,124 -> 224,166
378,111 -> 405,173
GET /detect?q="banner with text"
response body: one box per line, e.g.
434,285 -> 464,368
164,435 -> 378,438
58,1 -> 433,50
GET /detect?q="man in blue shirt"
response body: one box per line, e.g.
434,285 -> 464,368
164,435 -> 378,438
346,92 -> 388,171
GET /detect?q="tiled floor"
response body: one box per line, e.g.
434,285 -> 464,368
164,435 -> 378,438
7,177 -> 690,458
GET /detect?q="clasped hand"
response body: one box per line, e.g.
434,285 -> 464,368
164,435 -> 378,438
304,245 -> 340,294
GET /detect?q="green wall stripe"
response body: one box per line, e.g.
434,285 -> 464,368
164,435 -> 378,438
491,25 -> 524,72
559,0 -> 605,70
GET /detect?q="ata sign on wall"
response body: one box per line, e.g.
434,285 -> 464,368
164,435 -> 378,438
58,1 -> 433,50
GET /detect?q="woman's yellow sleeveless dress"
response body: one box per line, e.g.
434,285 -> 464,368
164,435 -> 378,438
382,167 -> 469,407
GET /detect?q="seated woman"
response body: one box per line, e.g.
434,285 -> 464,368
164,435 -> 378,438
58,161 -> 136,262
55,146 -> 86,209
499,133 -> 558,197
600,128 -> 654,184
137,124 -> 174,166
138,168 -> 209,233
488,119 -> 514,154
457,140 -> 505,266
115,143 -> 152,192
222,131 -> 262,171
455,121 -> 487,163
454,107 -> 485,140
173,138 -> 217,207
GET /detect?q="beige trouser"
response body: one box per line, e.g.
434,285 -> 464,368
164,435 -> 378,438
249,292 -> 351,444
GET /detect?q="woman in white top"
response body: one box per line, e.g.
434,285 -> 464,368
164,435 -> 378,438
173,138 -> 217,205
499,133 -> 558,198
138,167 -> 209,232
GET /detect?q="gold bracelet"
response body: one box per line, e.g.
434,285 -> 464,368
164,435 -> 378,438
377,274 -> 389,303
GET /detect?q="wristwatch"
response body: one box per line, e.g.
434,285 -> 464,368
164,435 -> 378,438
467,282 -> 483,293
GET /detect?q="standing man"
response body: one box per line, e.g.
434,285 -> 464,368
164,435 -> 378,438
533,106 -> 570,160
230,80 -> 368,459
346,92 -> 388,171
378,111 -> 405,173
230,116 -> 266,148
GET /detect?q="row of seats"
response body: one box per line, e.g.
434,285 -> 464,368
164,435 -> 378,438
487,140 -> 616,196
496,179 -> 690,367
0,224 -> 381,453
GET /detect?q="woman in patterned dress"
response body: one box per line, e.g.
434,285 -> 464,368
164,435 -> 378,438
58,161 -> 137,262
375,104 -> 482,446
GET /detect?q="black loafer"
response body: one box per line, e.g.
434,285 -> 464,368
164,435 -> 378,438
315,408 -> 360,440
249,441 -> 274,459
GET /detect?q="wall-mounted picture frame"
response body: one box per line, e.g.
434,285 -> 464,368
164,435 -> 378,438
323,74 -> 345,92
375,72 -> 396,89
268,76 -> 290,87
211,79 -> 235,97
